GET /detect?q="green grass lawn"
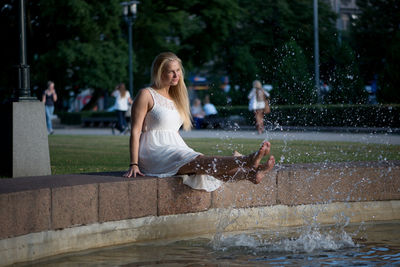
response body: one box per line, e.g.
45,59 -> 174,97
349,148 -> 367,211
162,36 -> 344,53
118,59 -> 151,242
48,135 -> 400,175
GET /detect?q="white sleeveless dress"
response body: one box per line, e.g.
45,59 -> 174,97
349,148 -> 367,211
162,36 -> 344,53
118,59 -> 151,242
138,88 -> 223,192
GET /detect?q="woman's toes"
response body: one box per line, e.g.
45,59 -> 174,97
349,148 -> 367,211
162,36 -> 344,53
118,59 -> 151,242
233,150 -> 243,157
267,155 -> 275,169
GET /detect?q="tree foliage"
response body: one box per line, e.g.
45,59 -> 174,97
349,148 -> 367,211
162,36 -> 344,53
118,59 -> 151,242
352,0 -> 400,103
215,0 -> 338,104
131,0 -> 240,89
271,40 -> 315,105
325,43 -> 366,104
0,0 -> 128,105
2,0 -> 392,108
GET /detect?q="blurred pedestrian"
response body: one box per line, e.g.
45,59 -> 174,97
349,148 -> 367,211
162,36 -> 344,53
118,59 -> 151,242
42,81 -> 57,135
248,80 -> 270,134
203,94 -> 218,117
112,83 -> 133,134
191,98 -> 205,129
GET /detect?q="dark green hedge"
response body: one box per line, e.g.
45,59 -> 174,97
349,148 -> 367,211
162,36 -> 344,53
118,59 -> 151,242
58,104 -> 400,128
217,104 -> 400,128
57,111 -> 115,125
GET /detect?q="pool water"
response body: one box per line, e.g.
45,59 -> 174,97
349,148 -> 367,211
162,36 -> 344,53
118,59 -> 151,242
20,221 -> 400,266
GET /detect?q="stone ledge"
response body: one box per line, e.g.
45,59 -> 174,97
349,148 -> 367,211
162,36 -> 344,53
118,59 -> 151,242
0,161 -> 399,240
276,161 -> 400,205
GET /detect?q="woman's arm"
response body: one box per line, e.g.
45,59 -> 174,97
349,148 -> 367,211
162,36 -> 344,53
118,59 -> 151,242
127,91 -> 133,105
124,89 -> 153,178
42,92 -> 46,103
52,90 -> 57,102
111,90 -> 116,98
263,89 -> 270,99
248,88 -> 255,99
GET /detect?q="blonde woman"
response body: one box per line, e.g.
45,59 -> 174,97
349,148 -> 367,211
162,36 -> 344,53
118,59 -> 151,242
248,80 -> 270,134
124,52 -> 275,191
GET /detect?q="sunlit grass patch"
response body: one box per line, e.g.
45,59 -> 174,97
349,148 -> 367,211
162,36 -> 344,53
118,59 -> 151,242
48,135 -> 400,175
186,138 -> 399,164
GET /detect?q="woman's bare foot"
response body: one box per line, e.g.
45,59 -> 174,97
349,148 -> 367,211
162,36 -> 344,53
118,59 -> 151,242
231,142 -> 274,184
249,156 -> 275,184
248,141 -> 271,169
227,155 -> 275,184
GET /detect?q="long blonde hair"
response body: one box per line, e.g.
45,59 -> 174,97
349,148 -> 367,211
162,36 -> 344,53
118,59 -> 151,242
253,80 -> 264,101
117,83 -> 127,98
151,52 -> 192,130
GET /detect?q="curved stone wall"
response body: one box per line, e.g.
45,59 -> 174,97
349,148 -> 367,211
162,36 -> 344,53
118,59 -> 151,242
0,161 -> 399,265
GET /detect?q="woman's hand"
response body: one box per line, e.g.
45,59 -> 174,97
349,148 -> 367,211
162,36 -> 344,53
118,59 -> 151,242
123,165 -> 144,178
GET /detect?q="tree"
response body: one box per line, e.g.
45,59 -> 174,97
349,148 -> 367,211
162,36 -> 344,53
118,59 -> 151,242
0,0 -> 129,108
324,43 -> 366,104
215,0 -> 337,104
131,0 -> 240,90
33,0 -> 129,109
352,0 -> 400,103
271,40 -> 315,105
0,0 -> 350,107
0,0 -> 21,101
379,31 -> 400,103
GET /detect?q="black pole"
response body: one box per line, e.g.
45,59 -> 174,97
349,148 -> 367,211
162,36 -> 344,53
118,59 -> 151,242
122,1 -> 138,97
313,0 -> 321,104
17,0 -> 35,101
128,19 -> 133,97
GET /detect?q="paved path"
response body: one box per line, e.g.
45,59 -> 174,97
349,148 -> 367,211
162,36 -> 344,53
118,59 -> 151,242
53,128 -> 400,145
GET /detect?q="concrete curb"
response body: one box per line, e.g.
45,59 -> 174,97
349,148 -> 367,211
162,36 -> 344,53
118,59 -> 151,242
2,201 -> 400,266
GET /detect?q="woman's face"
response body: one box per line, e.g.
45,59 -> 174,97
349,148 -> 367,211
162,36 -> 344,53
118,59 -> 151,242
162,60 -> 181,87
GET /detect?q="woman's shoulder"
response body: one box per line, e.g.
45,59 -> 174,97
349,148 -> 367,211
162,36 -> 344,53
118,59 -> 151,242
136,87 -> 153,100
138,87 -> 152,94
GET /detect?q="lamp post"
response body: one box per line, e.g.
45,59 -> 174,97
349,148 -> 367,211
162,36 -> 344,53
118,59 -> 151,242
0,0 -> 51,177
121,1 -> 139,97
313,0 -> 321,103
16,0 -> 35,101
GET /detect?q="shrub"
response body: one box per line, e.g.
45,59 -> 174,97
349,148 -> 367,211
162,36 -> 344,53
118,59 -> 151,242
217,104 -> 400,128
58,104 -> 400,128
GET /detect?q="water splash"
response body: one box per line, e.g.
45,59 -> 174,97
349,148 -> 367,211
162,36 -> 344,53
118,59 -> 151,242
210,225 -> 356,254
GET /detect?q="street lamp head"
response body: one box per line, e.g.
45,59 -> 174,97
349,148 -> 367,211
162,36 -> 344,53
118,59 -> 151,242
121,1 -> 139,18
123,5 -> 129,16
130,3 -> 137,15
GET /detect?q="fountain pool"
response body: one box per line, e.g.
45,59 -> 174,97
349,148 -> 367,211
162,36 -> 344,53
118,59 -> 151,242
16,221 -> 400,266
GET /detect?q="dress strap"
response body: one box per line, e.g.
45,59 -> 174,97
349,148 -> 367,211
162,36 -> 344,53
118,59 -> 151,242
146,87 -> 158,109
147,87 -> 176,110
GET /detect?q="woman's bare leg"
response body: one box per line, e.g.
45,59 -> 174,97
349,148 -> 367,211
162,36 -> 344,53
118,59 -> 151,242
254,109 -> 264,134
177,141 -> 275,184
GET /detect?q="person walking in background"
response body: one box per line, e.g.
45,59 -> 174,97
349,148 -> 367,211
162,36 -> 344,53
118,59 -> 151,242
191,98 -> 206,129
42,81 -> 57,135
112,83 -> 133,135
248,80 -> 271,134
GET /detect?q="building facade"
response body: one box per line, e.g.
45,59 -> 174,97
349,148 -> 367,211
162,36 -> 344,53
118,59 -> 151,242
325,0 -> 360,31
